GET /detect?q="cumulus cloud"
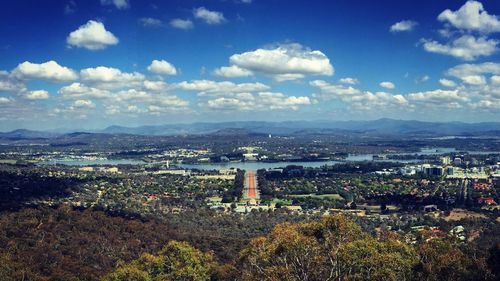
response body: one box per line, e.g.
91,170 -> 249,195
139,18 -> 163,27
407,89 -> 468,109
67,20 -> 119,50
72,99 -> 95,109
258,92 -> 311,110
213,65 -> 253,78
421,35 -> 498,61
147,60 -> 177,76
228,43 -> 334,81
205,92 -> 310,111
438,1 -> 500,34
309,79 -> 478,113
471,99 -> 500,110
11,61 -> 78,82
114,89 -> 189,108
338,77 -> 359,85
143,80 -> 168,91
461,75 -> 487,85
310,80 -> 362,100
173,80 -> 269,95
25,90 -> 49,100
193,7 -> 226,25
100,0 -> 129,10
380,81 -> 395,89
439,78 -> 457,87
0,71 -> 25,92
390,20 -> 418,32
421,2 -> 500,61
349,92 -> 408,111
58,83 -> 110,99
0,97 -> 11,104
170,19 -> 194,30
443,62 -> 500,101
491,75 -> 500,85
446,62 -> 500,78
80,66 -> 145,88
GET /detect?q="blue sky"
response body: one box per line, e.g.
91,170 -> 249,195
0,0 -> 500,130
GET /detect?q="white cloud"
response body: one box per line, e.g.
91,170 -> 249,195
193,7 -> 226,25
112,89 -> 190,111
338,77 -> 359,85
380,81 -> 395,89
72,99 -> 95,109
0,97 -> 12,104
11,60 -> 78,82
491,75 -> 500,85
0,71 -> 25,92
170,19 -> 194,30
147,96 -> 190,113
25,90 -> 49,100
421,35 -> 498,61
471,99 -> 500,110
126,105 -> 141,113
67,20 -> 119,50
229,43 -> 334,81
139,18 -> 163,27
100,0 -> 129,10
349,92 -> 408,111
461,75 -> 486,85
105,105 -> 120,115
173,80 -> 269,95
258,92 -> 311,110
438,1 -> 500,34
80,66 -> 145,88
415,75 -> 430,84
205,92 -> 310,111
439,78 -> 457,87
58,83 -> 110,99
147,60 -> 177,76
390,20 -> 418,32
407,89 -> 469,108
310,80 -> 362,100
446,62 -> 500,78
213,65 -> 253,78
143,80 -> 168,91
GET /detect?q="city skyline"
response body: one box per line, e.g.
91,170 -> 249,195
1,0 -> 500,130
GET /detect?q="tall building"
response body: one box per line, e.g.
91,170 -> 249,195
422,165 -> 443,176
447,166 -> 454,175
441,156 -> 451,165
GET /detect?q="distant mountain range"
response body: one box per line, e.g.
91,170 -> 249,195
1,119 -> 500,139
97,119 -> 500,136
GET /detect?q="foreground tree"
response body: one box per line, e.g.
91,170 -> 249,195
102,240 -> 217,281
415,237 -> 491,281
239,215 -> 417,281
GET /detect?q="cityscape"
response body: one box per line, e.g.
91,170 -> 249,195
1,1 -> 500,281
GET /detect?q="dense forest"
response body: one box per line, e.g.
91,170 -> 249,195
102,215 -> 500,281
0,206 -> 498,281
0,206 -> 313,280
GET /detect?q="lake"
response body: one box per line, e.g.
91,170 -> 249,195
39,158 -> 145,166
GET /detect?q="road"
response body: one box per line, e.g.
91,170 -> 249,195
243,170 -> 259,200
